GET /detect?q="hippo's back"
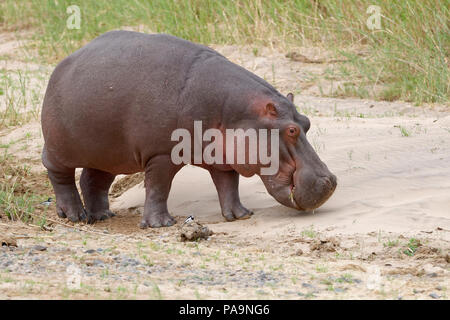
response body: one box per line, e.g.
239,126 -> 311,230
41,31 -> 220,173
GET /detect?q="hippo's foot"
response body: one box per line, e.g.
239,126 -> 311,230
222,203 -> 253,222
79,168 -> 116,224
140,211 -> 176,229
56,204 -> 87,223
87,210 -> 116,224
44,161 -> 88,223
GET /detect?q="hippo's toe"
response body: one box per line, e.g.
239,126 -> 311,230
222,204 -> 253,222
87,210 -> 115,224
140,212 -> 176,229
57,205 -> 87,222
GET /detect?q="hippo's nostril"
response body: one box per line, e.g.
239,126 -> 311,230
316,175 -> 337,193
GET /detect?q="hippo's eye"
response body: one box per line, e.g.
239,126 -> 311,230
287,125 -> 300,138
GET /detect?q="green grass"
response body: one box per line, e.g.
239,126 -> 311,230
0,1 -> 449,104
0,159 -> 38,222
403,238 -> 421,256
0,68 -> 49,129
301,225 -> 317,238
383,239 -> 399,248
395,125 -> 411,137
0,154 -> 52,222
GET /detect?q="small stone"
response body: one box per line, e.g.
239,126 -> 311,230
295,249 -> 303,256
436,286 -> 443,291
423,263 -> 444,276
85,249 -> 96,254
2,260 -> 13,268
334,288 -> 345,293
32,245 -> 47,252
429,293 -> 440,299
302,283 -> 313,288
284,290 -> 295,294
92,259 -> 104,266
127,258 -> 140,266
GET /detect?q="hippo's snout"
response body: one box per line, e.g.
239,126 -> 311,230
292,172 -> 337,211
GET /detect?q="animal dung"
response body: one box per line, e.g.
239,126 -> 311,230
1,234 -> 18,247
178,221 -> 213,242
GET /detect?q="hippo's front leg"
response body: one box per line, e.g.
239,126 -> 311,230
140,155 -> 181,228
209,168 -> 253,221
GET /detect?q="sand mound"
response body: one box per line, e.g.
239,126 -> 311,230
111,96 -> 450,241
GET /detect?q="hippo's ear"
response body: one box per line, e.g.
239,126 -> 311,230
264,102 -> 278,118
287,93 -> 294,103
252,101 -> 277,119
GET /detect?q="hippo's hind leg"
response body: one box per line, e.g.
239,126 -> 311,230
140,155 -> 181,228
80,168 -> 116,224
42,148 -> 87,222
209,168 -> 253,221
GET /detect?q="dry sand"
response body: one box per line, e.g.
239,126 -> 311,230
113,96 -> 450,240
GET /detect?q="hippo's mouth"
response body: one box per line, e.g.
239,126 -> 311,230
288,184 -> 304,210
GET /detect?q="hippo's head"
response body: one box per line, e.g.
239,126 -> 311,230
228,92 -> 336,211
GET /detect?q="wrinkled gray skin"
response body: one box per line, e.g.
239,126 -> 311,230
41,31 -> 336,228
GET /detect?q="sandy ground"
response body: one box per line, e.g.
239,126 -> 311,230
113,97 -> 450,239
0,31 -> 449,299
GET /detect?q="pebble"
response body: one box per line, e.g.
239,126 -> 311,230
92,259 -> 104,266
85,249 -> 96,254
429,293 -> 440,299
423,264 -> 444,277
2,260 -> 13,267
32,245 -> 47,252
302,283 -> 314,288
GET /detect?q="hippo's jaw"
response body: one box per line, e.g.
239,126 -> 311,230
260,164 -> 337,212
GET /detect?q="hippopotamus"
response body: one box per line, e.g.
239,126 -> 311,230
41,30 -> 336,228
